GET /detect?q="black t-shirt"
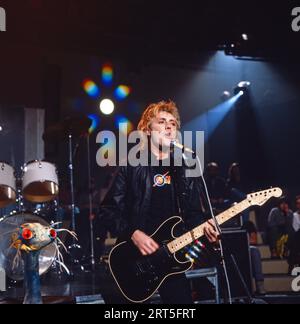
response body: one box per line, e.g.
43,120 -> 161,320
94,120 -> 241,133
144,165 -> 178,235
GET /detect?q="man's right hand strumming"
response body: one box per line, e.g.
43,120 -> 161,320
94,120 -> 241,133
131,230 -> 160,256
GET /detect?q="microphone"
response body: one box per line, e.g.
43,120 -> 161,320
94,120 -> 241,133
171,140 -> 194,154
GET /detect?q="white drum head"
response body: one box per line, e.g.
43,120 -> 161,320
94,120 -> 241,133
22,161 -> 59,203
0,163 -> 16,208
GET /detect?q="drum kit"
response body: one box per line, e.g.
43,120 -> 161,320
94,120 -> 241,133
0,160 -> 59,281
0,116 -> 94,282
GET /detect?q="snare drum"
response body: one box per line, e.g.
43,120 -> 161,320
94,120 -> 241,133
22,161 -> 59,203
0,162 -> 16,208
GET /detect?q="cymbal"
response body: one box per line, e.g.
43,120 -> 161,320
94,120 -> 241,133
43,116 -> 92,142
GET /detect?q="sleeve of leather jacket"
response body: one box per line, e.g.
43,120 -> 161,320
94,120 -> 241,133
99,167 -> 137,241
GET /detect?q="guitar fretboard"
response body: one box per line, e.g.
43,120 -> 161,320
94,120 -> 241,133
167,198 -> 252,254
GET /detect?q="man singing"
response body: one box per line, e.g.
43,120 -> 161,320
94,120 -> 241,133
100,100 -> 218,304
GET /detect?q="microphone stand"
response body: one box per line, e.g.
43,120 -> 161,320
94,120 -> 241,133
68,133 -> 83,272
169,147 -> 224,303
168,142 -> 253,303
171,141 -> 228,303
194,153 -> 254,304
169,148 -> 184,221
68,134 -> 76,240
87,135 -> 96,271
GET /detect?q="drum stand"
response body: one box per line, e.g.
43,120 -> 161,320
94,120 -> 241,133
87,135 -> 96,270
68,134 -> 83,270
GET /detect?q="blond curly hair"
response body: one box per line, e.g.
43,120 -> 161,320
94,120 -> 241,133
137,100 -> 181,133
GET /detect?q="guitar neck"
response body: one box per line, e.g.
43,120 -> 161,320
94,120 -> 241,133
167,198 -> 251,254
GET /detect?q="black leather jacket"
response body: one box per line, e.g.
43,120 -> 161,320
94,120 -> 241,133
99,164 -> 209,242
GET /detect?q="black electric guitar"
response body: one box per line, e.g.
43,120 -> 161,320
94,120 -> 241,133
109,188 -> 282,303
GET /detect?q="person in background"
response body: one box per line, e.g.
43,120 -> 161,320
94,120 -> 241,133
227,162 -> 249,224
205,162 -> 229,213
227,163 -> 243,192
242,221 -> 266,295
288,196 -> 300,273
267,197 -> 294,259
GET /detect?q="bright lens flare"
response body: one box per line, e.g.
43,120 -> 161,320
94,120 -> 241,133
100,99 -> 115,115
88,114 -> 101,134
102,64 -> 113,85
83,79 -> 100,98
114,85 -> 131,100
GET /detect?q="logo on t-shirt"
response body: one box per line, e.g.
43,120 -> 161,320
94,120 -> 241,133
153,171 -> 171,188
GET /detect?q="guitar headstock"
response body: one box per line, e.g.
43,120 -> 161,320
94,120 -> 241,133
247,188 -> 283,207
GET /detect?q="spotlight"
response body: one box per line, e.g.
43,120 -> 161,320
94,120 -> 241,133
223,91 -> 231,97
87,114 -> 101,134
102,64 -> 113,86
238,81 -> 251,88
234,81 -> 251,95
242,34 -> 248,41
221,91 -> 231,101
83,79 -> 100,98
100,99 -> 115,115
114,85 -> 131,101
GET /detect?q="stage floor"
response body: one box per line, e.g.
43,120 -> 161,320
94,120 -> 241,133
0,264 -> 120,304
0,264 -> 300,304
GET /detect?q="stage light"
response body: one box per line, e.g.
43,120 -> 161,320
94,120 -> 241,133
234,81 -> 251,95
183,91 -> 242,143
100,99 -> 115,115
221,91 -> 231,101
102,64 -> 113,86
242,34 -> 248,41
87,114 -> 101,134
83,79 -> 100,98
114,85 -> 131,101
238,81 -> 251,88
